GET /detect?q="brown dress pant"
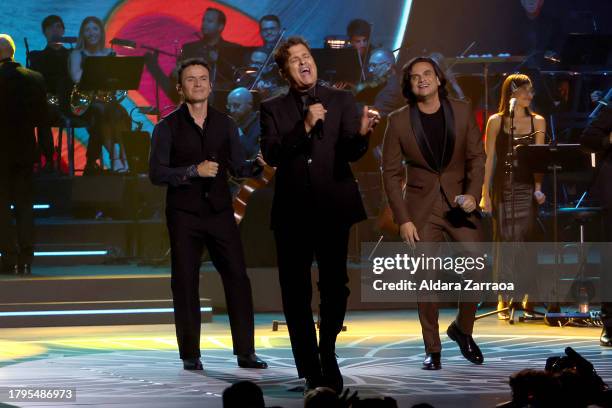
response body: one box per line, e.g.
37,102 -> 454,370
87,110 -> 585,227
417,191 -> 482,353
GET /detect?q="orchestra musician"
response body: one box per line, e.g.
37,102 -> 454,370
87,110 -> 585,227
29,15 -> 72,172
68,16 -> 130,174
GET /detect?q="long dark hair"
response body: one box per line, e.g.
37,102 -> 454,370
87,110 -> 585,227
77,16 -> 106,51
498,74 -> 533,117
401,56 -> 448,104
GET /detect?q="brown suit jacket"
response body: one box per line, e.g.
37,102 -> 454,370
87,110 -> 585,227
382,98 -> 485,231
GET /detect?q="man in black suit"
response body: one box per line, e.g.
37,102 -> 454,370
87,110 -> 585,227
0,34 -> 47,275
180,8 -> 242,86
149,58 -> 267,370
580,104 -> 612,347
260,37 -> 379,392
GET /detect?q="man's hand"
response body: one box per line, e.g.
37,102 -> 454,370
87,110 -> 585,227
197,160 -> 219,177
360,106 -> 380,135
399,222 -> 420,248
255,152 -> 267,167
534,190 -> 546,205
455,194 -> 477,213
304,103 -> 326,133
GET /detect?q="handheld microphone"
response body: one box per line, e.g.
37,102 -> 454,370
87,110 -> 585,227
307,96 -> 324,139
509,97 -> 517,117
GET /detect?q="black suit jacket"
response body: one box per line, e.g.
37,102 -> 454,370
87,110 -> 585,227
0,59 -> 47,165
581,106 -> 612,210
28,46 -> 72,109
260,83 -> 368,229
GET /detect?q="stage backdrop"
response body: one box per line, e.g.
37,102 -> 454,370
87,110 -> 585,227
4,0 -> 410,171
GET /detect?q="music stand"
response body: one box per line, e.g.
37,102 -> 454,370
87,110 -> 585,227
560,34 -> 612,70
79,56 -> 145,92
517,144 -> 593,321
311,48 -> 362,84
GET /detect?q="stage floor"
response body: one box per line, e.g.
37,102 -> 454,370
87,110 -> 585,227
0,310 -> 609,408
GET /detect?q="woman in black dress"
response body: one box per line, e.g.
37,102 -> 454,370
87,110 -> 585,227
481,74 -> 546,316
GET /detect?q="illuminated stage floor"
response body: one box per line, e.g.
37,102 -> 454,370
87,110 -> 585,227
1,311 -> 609,408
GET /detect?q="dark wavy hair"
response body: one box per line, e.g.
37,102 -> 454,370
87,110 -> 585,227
401,56 -> 448,104
273,36 -> 311,71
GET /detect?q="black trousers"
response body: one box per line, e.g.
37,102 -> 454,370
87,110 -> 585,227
274,222 -> 351,378
166,205 -> 255,359
37,105 -> 66,164
417,192 -> 482,353
0,164 -> 34,266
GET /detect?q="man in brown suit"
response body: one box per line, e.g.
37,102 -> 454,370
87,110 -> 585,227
382,57 -> 485,370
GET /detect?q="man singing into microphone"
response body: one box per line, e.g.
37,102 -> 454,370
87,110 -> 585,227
149,58 -> 267,371
260,37 -> 378,393
382,56 -> 486,370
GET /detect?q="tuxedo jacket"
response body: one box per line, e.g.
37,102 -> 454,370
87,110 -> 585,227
260,83 -> 368,229
382,98 -> 485,230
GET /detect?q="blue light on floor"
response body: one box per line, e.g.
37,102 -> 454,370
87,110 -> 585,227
0,307 -> 213,317
33,251 -> 109,256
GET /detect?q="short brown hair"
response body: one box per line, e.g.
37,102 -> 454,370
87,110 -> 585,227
177,58 -> 211,84
273,36 -> 311,71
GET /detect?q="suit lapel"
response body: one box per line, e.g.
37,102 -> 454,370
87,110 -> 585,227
440,98 -> 456,171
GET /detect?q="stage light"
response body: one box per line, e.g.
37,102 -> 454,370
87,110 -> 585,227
0,307 -> 212,317
33,250 -> 109,256
324,36 -> 348,49
10,204 -> 50,210
393,0 -> 414,57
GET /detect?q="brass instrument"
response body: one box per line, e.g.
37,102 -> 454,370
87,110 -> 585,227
70,85 -> 128,116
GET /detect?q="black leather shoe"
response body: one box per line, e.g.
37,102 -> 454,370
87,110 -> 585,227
303,376 -> 322,396
422,352 -> 441,370
601,327 -> 612,347
320,352 -> 343,393
446,321 -> 484,365
182,357 -> 203,370
20,264 -> 31,276
237,353 -> 268,369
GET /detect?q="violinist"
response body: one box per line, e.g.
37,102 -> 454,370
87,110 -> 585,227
346,19 -> 372,81
364,48 -> 404,118
352,48 -> 403,171
226,87 -> 259,159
